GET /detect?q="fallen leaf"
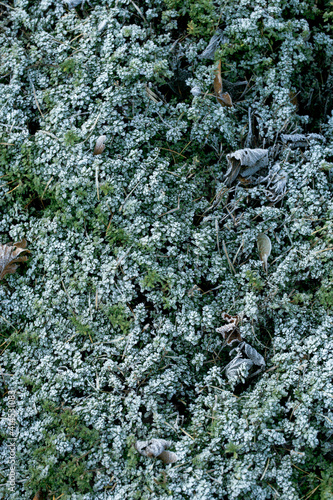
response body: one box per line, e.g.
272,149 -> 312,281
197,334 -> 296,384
281,133 -> 324,148
217,92 -> 233,107
225,148 -> 268,186
224,341 -> 265,384
216,313 -> 243,345
134,439 -> 179,464
214,61 -> 233,108
257,233 -> 271,273
93,135 -> 106,155
0,240 -> 30,280
214,60 -> 223,95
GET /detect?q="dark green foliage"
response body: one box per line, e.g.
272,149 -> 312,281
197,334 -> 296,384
28,402 -> 100,498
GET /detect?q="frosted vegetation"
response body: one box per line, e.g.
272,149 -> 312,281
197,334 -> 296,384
0,0 -> 333,498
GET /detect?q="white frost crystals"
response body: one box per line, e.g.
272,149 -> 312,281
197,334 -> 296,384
134,439 -> 179,464
225,148 -> 269,185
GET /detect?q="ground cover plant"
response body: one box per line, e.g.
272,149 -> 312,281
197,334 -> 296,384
0,0 -> 333,498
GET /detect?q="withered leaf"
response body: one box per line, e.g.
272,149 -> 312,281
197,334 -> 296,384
217,92 -> 233,107
158,450 -> 179,464
134,439 -> 179,464
214,61 -> 233,108
225,148 -> 268,186
225,341 -> 265,384
199,29 -> 229,60
216,313 -> 243,345
0,239 -> 30,280
281,133 -> 324,149
257,233 -> 271,273
214,60 -> 223,95
93,135 -> 106,155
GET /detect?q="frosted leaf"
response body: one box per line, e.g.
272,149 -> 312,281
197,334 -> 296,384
225,342 -> 265,384
225,149 -> 268,185
281,133 -> 324,148
64,0 -> 85,8
0,240 -> 30,280
241,342 -> 265,368
191,86 -> 201,96
199,29 -> 229,59
93,135 -> 106,155
225,356 -> 253,384
257,233 -> 271,273
134,439 -> 179,464
264,163 -> 288,202
97,20 -> 108,33
134,439 -> 169,457
216,313 -> 243,345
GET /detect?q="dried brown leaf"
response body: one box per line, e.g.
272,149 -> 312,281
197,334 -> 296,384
214,60 -> 223,95
158,450 -> 179,464
33,490 -> 44,500
225,148 -> 268,186
216,313 -> 243,345
213,61 -> 233,108
93,135 -> 106,155
217,92 -> 233,107
0,239 -> 30,280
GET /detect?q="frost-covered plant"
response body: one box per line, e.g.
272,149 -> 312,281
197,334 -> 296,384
0,0 -> 333,499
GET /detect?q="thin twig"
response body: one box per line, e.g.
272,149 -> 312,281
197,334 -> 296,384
95,165 -> 99,201
222,240 -> 236,274
129,0 -> 147,22
28,73 -> 45,118
39,130 -> 60,141
215,219 -> 221,257
119,180 -> 141,212
260,458 -> 270,480
158,196 -> 180,217
41,176 -> 53,200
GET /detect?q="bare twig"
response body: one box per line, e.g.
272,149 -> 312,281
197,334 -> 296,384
222,240 -> 236,274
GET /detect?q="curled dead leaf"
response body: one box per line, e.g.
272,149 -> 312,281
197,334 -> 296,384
93,135 -> 106,155
214,61 -> 223,95
158,450 -> 179,464
281,133 -> 324,148
217,92 -> 233,107
199,29 -> 229,60
225,148 -> 268,186
214,61 -> 233,108
0,239 -> 30,280
225,341 -> 265,384
134,439 -> 178,464
216,313 -> 243,345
